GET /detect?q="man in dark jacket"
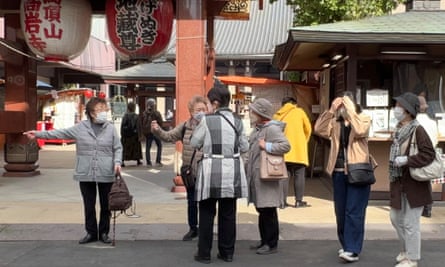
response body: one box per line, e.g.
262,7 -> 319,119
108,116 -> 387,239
139,98 -> 164,167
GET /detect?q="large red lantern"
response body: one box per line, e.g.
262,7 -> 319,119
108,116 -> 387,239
106,0 -> 174,61
20,0 -> 92,61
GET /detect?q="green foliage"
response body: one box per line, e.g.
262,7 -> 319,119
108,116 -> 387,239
269,0 -> 405,26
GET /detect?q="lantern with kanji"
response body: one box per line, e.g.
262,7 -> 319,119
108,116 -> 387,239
20,0 -> 92,61
106,0 -> 174,61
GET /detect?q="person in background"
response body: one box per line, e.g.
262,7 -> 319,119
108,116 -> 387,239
190,83 -> 249,264
120,102 -> 142,167
139,98 -> 164,167
246,98 -> 290,255
151,95 -> 209,241
314,91 -> 373,263
273,96 -> 312,208
417,95 -> 438,218
389,92 -> 435,267
23,97 -> 122,245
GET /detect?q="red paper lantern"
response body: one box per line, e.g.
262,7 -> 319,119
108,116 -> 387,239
84,90 -> 93,98
20,0 -> 92,62
98,91 -> 106,99
106,0 -> 174,61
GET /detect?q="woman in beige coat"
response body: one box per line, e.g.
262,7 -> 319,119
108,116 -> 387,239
314,92 -> 373,263
246,98 -> 290,255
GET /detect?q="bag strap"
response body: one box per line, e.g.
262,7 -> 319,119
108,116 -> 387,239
216,111 -> 240,153
407,126 -> 418,156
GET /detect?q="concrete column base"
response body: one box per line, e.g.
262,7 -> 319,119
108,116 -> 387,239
171,175 -> 186,193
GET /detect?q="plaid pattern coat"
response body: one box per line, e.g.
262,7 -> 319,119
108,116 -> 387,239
190,108 -> 249,201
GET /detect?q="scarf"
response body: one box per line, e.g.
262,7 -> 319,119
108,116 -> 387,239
388,120 -> 419,182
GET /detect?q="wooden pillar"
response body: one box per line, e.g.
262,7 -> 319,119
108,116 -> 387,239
172,0 -> 209,192
3,14 -> 40,176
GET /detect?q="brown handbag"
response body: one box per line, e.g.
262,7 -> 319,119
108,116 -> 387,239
260,150 -> 288,181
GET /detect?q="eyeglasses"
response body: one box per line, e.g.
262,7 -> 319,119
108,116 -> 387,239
93,105 -> 109,113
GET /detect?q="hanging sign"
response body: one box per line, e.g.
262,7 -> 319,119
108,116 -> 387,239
106,0 -> 174,61
219,0 -> 250,20
20,0 -> 92,61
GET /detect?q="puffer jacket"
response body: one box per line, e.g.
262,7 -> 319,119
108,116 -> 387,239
34,120 -> 122,182
153,118 -> 202,176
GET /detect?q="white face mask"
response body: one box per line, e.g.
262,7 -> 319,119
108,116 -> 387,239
94,111 -> 108,124
193,111 -> 205,121
393,106 -> 406,122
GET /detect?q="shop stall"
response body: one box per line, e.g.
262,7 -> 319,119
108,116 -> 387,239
37,88 -> 95,146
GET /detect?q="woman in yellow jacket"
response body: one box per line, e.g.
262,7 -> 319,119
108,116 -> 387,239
273,97 -> 312,207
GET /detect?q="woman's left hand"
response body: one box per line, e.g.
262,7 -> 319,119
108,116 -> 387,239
115,164 -> 122,174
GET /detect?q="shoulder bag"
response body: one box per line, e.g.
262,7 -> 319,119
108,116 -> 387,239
342,121 -> 376,186
409,129 -> 444,182
180,149 -> 197,188
259,127 -> 288,181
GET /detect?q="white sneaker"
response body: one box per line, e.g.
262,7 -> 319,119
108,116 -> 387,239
338,248 -> 344,255
396,252 -> 407,262
339,251 -> 359,262
395,259 -> 417,267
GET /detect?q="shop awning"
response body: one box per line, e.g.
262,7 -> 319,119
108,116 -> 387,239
273,11 -> 445,71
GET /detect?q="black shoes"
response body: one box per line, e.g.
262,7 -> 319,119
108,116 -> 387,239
194,254 -> 211,264
256,244 -> 277,255
99,233 -> 112,244
295,200 -> 309,208
249,241 -> 264,250
78,233 -> 97,244
182,228 -> 198,241
422,208 -> 432,218
217,253 -> 233,262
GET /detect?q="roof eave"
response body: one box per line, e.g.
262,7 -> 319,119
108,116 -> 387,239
290,31 -> 445,44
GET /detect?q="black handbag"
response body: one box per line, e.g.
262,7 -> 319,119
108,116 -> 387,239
347,162 -> 376,186
180,150 -> 196,188
341,120 -> 375,186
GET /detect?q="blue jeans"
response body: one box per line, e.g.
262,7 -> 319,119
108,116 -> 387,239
332,171 -> 370,254
186,185 -> 198,230
145,133 -> 162,164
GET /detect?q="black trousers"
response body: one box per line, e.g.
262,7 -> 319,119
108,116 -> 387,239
79,181 -> 113,237
256,207 -> 279,248
198,198 -> 237,258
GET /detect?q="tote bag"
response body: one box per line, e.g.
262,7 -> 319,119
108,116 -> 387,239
409,130 -> 444,182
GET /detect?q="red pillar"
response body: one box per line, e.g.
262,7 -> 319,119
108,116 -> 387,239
2,14 -> 40,177
172,1 -> 210,192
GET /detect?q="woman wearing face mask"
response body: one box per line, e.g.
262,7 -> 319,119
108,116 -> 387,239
246,98 -> 290,255
314,91 -> 374,263
23,97 -> 122,245
389,92 -> 435,267
151,95 -> 208,241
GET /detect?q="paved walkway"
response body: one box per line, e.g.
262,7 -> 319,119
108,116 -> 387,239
0,143 -> 445,266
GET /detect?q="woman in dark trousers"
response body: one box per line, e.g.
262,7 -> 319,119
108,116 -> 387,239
190,83 -> 249,264
246,98 -> 290,255
24,97 -> 122,245
151,95 -> 208,241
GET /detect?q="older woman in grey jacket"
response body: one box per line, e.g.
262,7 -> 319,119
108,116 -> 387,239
246,98 -> 290,255
24,97 -> 122,245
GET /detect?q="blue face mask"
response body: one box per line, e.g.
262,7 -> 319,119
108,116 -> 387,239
193,111 -> 205,121
94,111 -> 108,124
